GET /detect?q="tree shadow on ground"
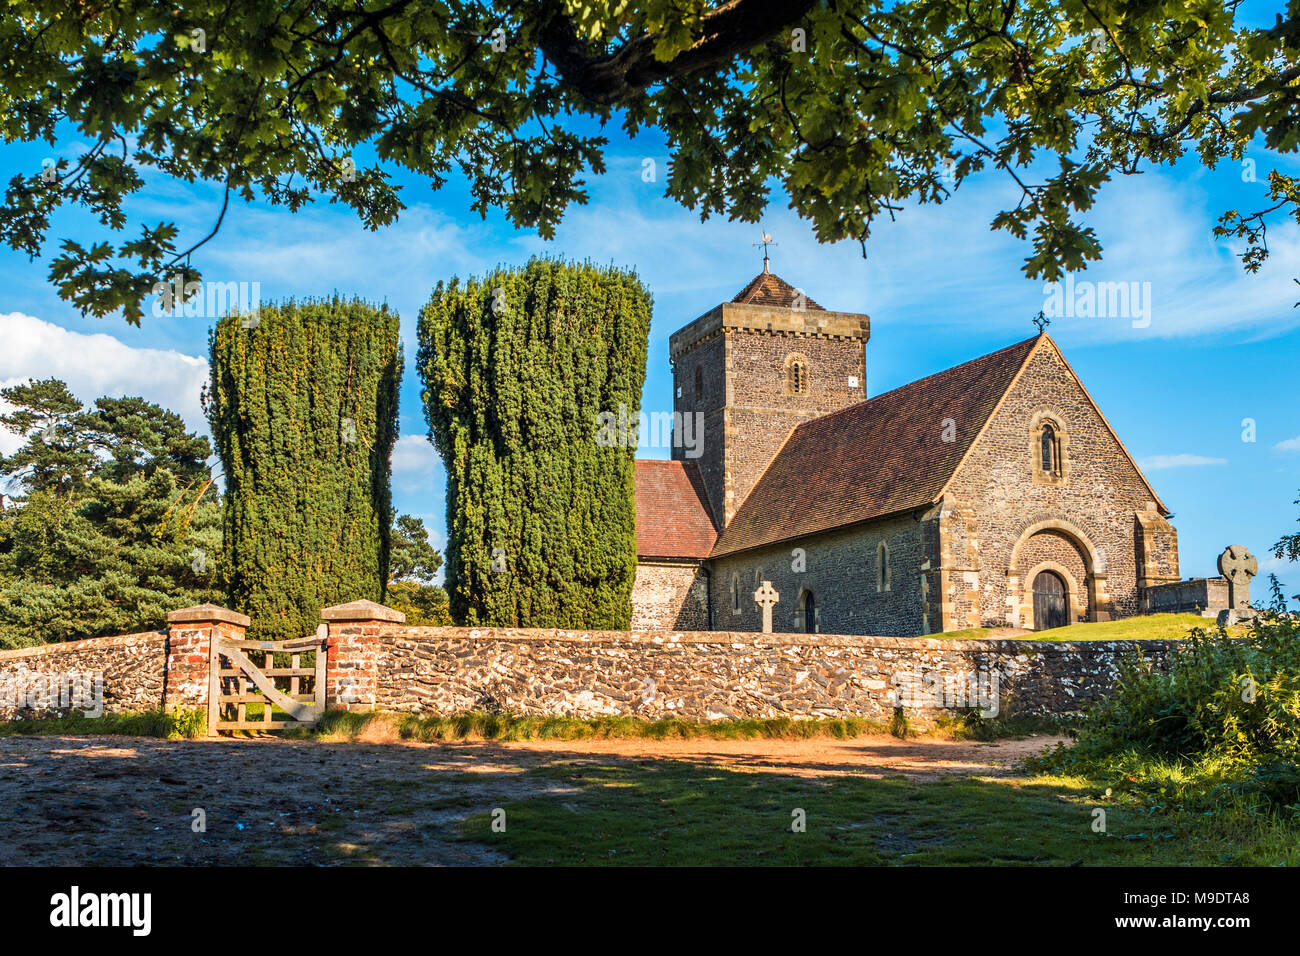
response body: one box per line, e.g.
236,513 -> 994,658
0,735 -> 1292,866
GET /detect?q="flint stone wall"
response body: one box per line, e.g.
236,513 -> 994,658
0,621 -> 1179,725
0,631 -> 168,719
374,625 -> 1175,722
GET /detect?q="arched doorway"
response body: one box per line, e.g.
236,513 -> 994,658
1008,518 -> 1110,627
1032,570 -> 1068,631
803,591 -> 816,634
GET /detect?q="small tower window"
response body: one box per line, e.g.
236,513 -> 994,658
785,354 -> 809,395
694,365 -> 703,403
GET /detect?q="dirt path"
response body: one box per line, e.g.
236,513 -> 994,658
0,733 -> 1064,866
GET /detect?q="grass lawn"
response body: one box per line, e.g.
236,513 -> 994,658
453,758 -> 1300,866
936,613 -> 1228,642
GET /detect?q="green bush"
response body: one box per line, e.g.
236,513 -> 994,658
0,708 -> 206,739
1031,601 -> 1300,812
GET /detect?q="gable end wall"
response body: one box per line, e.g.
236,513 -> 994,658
944,341 -> 1174,625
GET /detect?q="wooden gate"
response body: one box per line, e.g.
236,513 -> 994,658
208,625 -> 326,734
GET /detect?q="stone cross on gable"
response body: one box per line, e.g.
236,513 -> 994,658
753,580 -> 780,633
1218,544 -> 1258,610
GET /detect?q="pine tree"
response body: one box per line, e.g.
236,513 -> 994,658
387,514 -> 451,626
418,258 -> 650,627
206,297 -> 402,641
0,385 -> 221,647
0,378 -> 95,499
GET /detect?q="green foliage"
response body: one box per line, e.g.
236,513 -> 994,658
0,384 -> 220,646
5,2 -> 1300,321
389,514 -> 443,582
387,514 -> 452,625
0,708 -> 206,739
385,582 -> 453,626
0,378 -> 94,498
206,297 -> 402,641
1274,487 -> 1300,563
300,709 -> 890,742
418,258 -> 650,627
1031,608 -> 1300,813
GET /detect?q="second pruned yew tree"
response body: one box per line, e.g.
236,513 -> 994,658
419,258 -> 651,628
206,297 -> 402,641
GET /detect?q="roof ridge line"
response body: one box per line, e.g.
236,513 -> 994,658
783,334 -> 1040,437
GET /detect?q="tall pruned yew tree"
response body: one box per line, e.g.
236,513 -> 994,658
419,258 -> 650,628
207,298 -> 402,641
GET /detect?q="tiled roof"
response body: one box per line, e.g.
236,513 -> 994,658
634,459 -> 719,559
710,336 -> 1042,558
731,270 -> 825,311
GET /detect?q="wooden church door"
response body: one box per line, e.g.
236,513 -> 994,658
1032,571 -> 1068,631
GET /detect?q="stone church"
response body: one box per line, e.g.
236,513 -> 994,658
630,263 -> 1181,636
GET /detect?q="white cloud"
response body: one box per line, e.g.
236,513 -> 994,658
392,434 -> 437,474
391,434 -> 441,494
1274,435 -> 1300,453
1259,554 -> 1294,575
0,312 -> 209,455
1138,453 -> 1230,470
838,164 -> 1300,344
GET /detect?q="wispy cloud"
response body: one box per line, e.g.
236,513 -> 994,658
391,434 -> 441,495
1138,453 -> 1230,470
1274,435 -> 1300,453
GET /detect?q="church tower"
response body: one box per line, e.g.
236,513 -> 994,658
668,260 -> 871,526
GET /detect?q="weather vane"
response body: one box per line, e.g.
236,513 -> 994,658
753,231 -> 777,273
1032,310 -> 1050,334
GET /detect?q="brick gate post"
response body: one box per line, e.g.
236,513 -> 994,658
320,600 -> 405,712
164,604 -> 251,712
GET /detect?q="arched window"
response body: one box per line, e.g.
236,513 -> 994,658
730,573 -> 741,614
877,541 -> 891,593
1040,422 -> 1058,475
803,591 -> 817,633
785,354 -> 809,395
1030,411 -> 1069,484
693,364 -> 703,403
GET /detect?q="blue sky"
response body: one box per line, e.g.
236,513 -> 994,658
1,41 -> 1299,601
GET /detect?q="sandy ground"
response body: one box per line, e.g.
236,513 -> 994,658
0,733 -> 1063,866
